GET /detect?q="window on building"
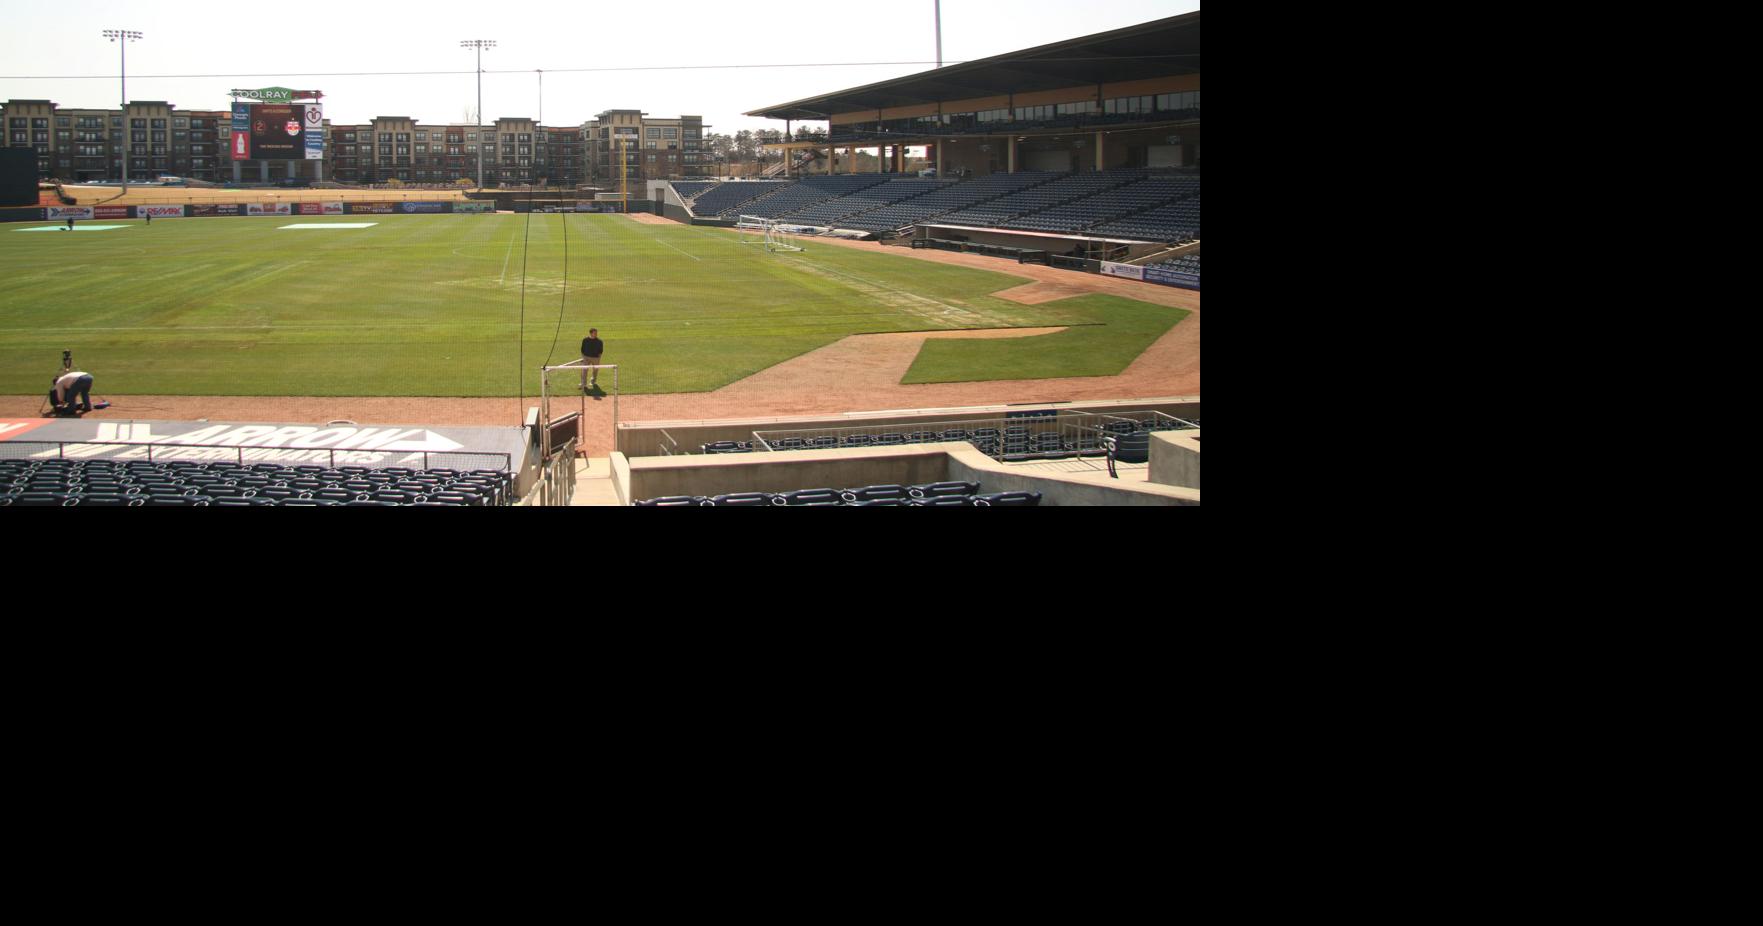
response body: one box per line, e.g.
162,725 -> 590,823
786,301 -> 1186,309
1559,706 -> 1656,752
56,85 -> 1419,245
416,132 -> 427,141
151,118 -> 166,128
57,116 -> 71,128
173,117 -> 188,128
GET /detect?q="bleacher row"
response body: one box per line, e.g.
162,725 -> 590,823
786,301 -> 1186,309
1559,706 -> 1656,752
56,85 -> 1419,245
636,481 -> 1042,507
701,415 -> 1198,463
1149,253 -> 1201,278
0,458 -> 515,507
682,169 -> 1199,243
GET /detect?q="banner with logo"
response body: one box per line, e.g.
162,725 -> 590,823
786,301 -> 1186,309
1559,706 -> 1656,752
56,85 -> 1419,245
48,207 -> 95,220
189,204 -> 243,216
322,202 -> 344,215
247,203 -> 293,216
141,205 -> 185,218
94,206 -> 132,219
1143,266 -> 1199,290
232,103 -> 251,160
399,202 -> 451,214
1100,261 -> 1145,280
454,202 -> 494,213
347,202 -> 396,214
303,103 -> 324,160
298,203 -> 325,215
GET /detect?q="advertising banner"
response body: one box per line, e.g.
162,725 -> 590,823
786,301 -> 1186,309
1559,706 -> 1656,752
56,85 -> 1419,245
249,104 -> 305,160
454,202 -> 494,213
246,203 -> 294,216
347,202 -> 396,214
141,205 -> 185,218
189,204 -> 243,216
48,207 -> 95,220
303,103 -> 324,160
1143,266 -> 1200,290
399,202 -> 451,214
0,207 -> 47,222
298,203 -> 325,215
94,206 -> 133,219
1100,261 -> 1145,281
322,202 -> 345,215
231,103 -> 250,160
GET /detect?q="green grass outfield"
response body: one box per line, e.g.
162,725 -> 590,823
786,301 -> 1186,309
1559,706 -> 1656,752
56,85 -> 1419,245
0,214 -> 1187,396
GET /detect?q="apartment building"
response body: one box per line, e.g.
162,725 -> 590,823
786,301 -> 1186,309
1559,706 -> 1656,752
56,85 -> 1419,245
581,110 -> 707,184
3,99 -> 583,186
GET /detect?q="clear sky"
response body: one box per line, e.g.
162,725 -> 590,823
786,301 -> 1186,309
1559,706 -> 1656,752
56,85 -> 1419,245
0,0 -> 1198,133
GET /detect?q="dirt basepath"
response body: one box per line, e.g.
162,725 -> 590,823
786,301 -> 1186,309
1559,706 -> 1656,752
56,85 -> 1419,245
3,229 -> 1198,455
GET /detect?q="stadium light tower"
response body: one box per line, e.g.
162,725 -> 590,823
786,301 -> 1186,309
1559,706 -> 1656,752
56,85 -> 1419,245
103,30 -> 143,191
462,39 -> 496,190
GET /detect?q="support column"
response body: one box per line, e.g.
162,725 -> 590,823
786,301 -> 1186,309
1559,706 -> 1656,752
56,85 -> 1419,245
1008,137 -> 1017,173
878,146 -> 886,174
232,160 -> 241,183
314,159 -> 324,182
260,161 -> 268,182
935,142 -> 944,177
896,146 -> 905,173
1096,132 -> 1105,171
849,147 -> 857,175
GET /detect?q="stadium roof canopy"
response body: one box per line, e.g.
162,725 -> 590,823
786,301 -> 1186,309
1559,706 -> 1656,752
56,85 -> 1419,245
746,12 -> 1200,120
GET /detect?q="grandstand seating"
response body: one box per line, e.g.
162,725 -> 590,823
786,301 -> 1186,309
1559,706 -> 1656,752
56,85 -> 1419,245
633,481 -> 1043,507
1003,175 -> 1201,234
936,170 -> 1144,228
773,178 -> 955,227
670,181 -> 719,201
688,181 -> 786,217
840,171 -> 1063,232
1089,195 -> 1200,242
715,174 -> 896,220
0,458 -> 514,507
1149,253 -> 1201,278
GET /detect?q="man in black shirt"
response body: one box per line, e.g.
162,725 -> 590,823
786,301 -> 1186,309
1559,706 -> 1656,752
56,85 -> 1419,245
580,328 -> 604,391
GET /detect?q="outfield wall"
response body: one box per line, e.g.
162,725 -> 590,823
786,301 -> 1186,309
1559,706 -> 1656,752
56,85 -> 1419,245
0,201 -> 489,221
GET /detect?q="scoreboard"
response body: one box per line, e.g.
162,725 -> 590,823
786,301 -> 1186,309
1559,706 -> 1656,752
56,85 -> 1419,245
231,100 -> 324,160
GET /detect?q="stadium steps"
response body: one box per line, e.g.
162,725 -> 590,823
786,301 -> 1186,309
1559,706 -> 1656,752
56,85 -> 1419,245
568,457 -> 622,507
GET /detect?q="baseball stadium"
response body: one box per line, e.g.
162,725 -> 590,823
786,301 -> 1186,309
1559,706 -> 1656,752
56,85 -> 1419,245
0,11 -> 1199,507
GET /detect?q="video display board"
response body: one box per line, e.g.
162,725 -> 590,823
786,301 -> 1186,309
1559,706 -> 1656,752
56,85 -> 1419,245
231,102 -> 323,160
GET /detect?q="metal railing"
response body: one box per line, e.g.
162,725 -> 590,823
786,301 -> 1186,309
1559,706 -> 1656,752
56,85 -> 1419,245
743,409 -> 1197,466
528,439 -> 577,507
0,439 -> 511,472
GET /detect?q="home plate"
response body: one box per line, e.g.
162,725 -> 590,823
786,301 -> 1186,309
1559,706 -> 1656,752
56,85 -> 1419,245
15,225 -> 132,232
279,223 -> 379,230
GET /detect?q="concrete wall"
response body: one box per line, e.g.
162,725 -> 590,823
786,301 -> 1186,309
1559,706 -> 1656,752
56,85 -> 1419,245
617,397 -> 1201,457
1149,432 -> 1200,490
614,442 -> 1200,506
918,225 -> 1169,261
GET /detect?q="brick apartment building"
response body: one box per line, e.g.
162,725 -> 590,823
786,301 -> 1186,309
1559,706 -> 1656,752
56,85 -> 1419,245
581,109 -> 709,185
3,98 -> 585,186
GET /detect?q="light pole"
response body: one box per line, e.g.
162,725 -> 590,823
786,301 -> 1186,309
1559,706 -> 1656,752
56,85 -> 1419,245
103,29 -> 142,191
461,39 -> 495,190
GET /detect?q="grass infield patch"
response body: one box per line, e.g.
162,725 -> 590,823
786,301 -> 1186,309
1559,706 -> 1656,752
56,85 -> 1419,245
901,294 -> 1190,384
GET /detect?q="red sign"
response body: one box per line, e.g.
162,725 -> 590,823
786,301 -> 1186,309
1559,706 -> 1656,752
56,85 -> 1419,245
298,203 -> 325,214
94,206 -> 131,219
233,133 -> 249,159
